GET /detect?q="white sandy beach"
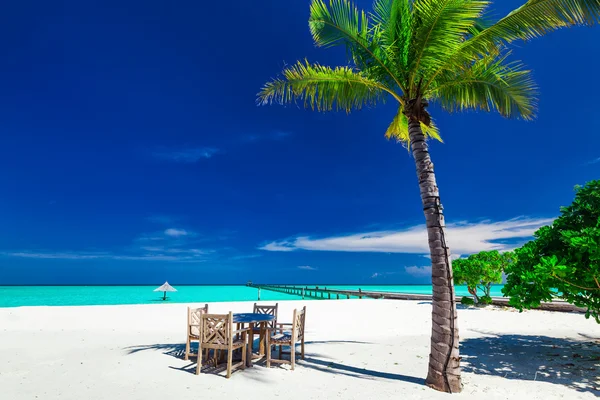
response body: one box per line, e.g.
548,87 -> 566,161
1,299 -> 599,400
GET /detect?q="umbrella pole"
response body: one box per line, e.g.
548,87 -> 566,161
163,290 -> 166,300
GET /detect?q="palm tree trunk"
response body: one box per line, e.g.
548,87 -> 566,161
408,119 -> 462,393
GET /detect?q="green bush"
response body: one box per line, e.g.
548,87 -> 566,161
460,296 -> 475,306
479,295 -> 493,305
454,250 -> 514,303
503,180 -> 600,322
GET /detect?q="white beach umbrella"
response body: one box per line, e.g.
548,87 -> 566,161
154,281 -> 177,300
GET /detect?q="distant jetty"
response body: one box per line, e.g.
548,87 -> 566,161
247,283 -> 584,313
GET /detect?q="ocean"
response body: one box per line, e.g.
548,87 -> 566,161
0,285 -> 505,308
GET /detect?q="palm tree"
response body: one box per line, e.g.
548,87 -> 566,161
258,0 -> 600,393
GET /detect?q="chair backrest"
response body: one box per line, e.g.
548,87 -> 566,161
253,303 -> 278,328
200,312 -> 233,348
291,306 -> 306,342
188,304 -> 209,336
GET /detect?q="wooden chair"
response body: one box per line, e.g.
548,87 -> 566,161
185,304 -> 208,361
249,303 -> 278,353
265,306 -> 306,370
196,312 -> 249,378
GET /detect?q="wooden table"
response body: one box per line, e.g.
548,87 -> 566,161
233,313 -> 275,367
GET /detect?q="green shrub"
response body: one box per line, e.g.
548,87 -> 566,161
454,250 -> 514,303
479,295 -> 493,305
460,296 -> 475,306
503,180 -> 600,322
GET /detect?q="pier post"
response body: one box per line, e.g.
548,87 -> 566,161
258,288 -> 261,301
347,294 -> 350,299
328,293 -> 331,299
359,288 -> 363,299
337,294 -> 339,300
302,288 -> 305,299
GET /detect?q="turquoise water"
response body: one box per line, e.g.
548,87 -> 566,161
0,285 -> 504,308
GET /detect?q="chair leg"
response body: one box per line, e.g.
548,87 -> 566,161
226,348 -> 233,378
242,333 -> 247,369
184,336 -> 190,361
196,346 -> 203,375
291,343 -> 296,371
301,339 -> 305,360
266,336 -> 271,368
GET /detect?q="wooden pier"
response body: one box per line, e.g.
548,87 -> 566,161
246,283 -> 584,313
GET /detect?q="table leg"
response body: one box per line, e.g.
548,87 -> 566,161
246,322 -> 254,368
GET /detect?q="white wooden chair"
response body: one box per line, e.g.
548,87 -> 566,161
265,306 -> 306,370
249,303 -> 278,354
196,312 -> 249,378
184,304 -> 208,361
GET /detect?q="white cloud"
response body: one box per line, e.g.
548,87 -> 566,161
229,254 -> 262,261
271,131 -> 292,140
0,251 -> 208,262
164,228 -> 188,237
423,254 -> 461,260
153,147 -> 219,163
5,252 -> 106,260
297,265 -> 317,271
370,271 -> 401,279
588,157 -> 600,165
260,242 -> 296,252
404,265 -> 432,277
146,215 -> 177,225
243,131 -> 292,143
2,225 -> 213,263
0,249 -> 211,262
259,217 -> 553,255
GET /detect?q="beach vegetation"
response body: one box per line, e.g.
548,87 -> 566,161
258,0 -> 600,393
453,250 -> 515,304
503,180 -> 600,322
460,296 -> 475,306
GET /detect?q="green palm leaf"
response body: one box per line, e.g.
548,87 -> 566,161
429,51 -> 538,119
424,0 -> 600,91
257,60 -> 393,112
370,0 -> 413,72
385,106 -> 442,149
309,0 -> 407,94
309,0 -> 369,49
409,0 -> 489,93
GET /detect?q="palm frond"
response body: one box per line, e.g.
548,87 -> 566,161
428,51 -> 538,119
257,60 -> 393,112
409,0 -> 489,94
385,106 -> 443,149
308,0 -> 407,95
370,0 -> 413,72
475,0 -> 600,47
309,0 -> 369,48
425,0 -> 600,90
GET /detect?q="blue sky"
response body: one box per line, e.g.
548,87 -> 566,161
0,0 -> 599,285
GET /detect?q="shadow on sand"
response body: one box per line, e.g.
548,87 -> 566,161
125,334 -> 600,394
461,332 -> 600,395
123,340 -> 424,385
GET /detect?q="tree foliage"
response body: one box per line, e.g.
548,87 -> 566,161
453,250 -> 515,303
502,181 -> 600,322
